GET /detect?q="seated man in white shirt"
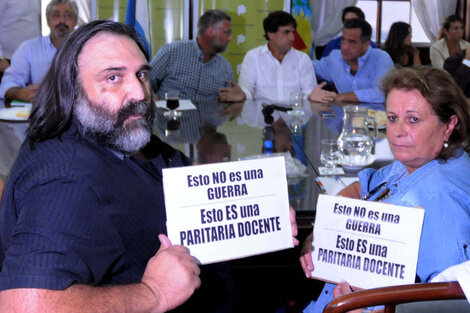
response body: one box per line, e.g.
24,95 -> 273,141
219,11 -> 335,104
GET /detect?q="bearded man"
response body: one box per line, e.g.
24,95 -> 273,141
0,20 -> 201,313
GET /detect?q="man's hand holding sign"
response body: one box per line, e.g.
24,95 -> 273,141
163,156 -> 298,264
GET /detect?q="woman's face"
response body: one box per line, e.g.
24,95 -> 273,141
386,88 -> 457,173
403,28 -> 412,46
444,21 -> 464,42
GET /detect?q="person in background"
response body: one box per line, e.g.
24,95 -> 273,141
430,14 -> 470,70
382,21 -> 421,67
0,0 -> 40,60
444,47 -> 470,97
0,51 -> 9,83
300,66 -> 470,313
0,0 -> 78,106
221,11 -> 336,104
313,18 -> 394,103
150,10 -> 245,103
321,6 -> 377,59
196,126 -> 231,164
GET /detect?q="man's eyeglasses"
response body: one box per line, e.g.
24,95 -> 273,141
215,28 -> 232,36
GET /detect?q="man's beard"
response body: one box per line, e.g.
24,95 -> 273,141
211,37 -> 228,53
75,91 -> 155,153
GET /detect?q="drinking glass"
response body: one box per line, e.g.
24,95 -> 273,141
165,116 -> 180,141
320,139 -> 341,174
289,115 -> 302,135
290,92 -> 303,113
165,91 -> 180,117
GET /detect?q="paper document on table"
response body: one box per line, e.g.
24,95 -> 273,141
155,99 -> 196,110
163,157 -> 293,264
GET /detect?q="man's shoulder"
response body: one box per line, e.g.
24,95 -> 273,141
290,48 -> 311,59
247,45 -> 266,53
212,52 -> 232,69
17,36 -> 49,50
10,132 -> 114,189
159,40 -> 194,53
365,47 -> 393,63
430,38 -> 446,50
326,49 -> 343,60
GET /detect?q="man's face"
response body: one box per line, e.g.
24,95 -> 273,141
211,20 -> 232,53
47,3 -> 77,40
267,25 -> 295,55
340,27 -> 370,63
75,33 -> 154,153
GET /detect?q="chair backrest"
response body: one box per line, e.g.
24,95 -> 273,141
323,282 -> 467,313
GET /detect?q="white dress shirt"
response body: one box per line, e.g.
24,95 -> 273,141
238,45 -> 317,102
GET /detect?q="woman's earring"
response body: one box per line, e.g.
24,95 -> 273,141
443,141 -> 449,148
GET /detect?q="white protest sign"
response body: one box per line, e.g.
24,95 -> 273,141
311,194 -> 424,289
163,156 -> 293,264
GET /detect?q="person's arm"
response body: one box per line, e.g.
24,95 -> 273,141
234,50 -> 257,100
333,281 -> 384,313
218,81 -> 246,102
4,84 -> 40,102
334,92 -> 359,103
313,58 -> 332,83
308,81 -> 337,103
430,43 -> 445,70
413,49 -> 421,66
444,48 -> 470,97
0,234 -> 200,313
0,42 -> 34,101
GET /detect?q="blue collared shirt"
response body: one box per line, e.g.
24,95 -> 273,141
150,39 -> 233,101
0,36 -> 56,103
304,151 -> 470,313
313,46 -> 393,103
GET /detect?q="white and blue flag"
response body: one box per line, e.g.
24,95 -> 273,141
125,0 -> 152,59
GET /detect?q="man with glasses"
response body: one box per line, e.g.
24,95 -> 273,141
150,9 -> 245,102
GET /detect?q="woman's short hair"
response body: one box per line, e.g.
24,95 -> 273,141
382,66 -> 470,160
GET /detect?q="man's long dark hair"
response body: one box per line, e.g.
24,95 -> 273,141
27,20 -> 149,147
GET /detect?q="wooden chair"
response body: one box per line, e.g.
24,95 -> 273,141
323,282 -> 467,313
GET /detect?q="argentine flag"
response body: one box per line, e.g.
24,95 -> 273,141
126,0 -> 152,60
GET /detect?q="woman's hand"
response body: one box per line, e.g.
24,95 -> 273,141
333,281 -> 378,313
299,232 -> 314,278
